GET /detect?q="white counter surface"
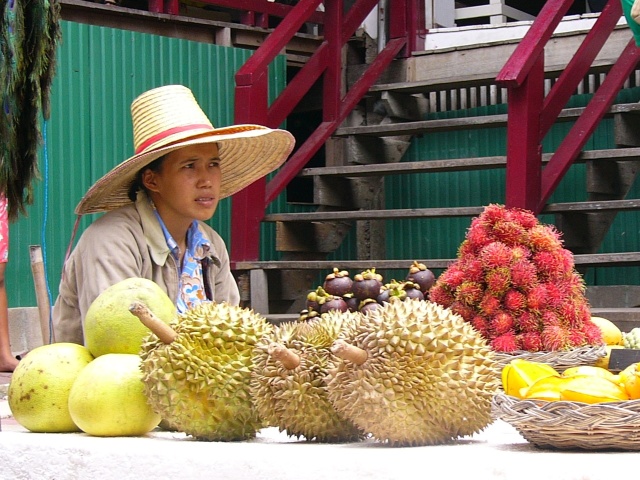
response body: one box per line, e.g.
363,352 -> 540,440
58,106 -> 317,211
0,406 -> 636,480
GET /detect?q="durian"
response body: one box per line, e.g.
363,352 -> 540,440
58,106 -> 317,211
326,297 -> 500,446
251,310 -> 363,442
131,301 -> 272,441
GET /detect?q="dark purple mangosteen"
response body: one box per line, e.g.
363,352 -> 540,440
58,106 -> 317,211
377,280 -> 406,304
306,286 -> 329,311
343,294 -> 359,312
320,294 -> 349,314
359,298 -> 382,315
406,261 -> 436,295
323,268 -> 353,297
352,268 -> 384,301
402,281 -> 425,301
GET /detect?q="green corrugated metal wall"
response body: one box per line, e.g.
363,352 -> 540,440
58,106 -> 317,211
6,21 -> 286,307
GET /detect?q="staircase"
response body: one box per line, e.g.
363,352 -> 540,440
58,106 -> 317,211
229,0 -> 640,323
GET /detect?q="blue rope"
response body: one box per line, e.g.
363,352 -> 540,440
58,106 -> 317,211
42,121 -> 54,343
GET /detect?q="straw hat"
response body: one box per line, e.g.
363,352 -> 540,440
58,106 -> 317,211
75,85 -> 295,214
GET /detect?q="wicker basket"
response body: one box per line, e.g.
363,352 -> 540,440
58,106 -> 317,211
493,345 -> 607,371
492,392 -> 640,450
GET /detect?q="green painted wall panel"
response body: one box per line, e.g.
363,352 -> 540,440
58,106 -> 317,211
7,21 -> 286,307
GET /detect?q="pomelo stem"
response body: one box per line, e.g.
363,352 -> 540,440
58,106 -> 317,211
331,340 -> 368,365
268,343 -> 300,370
129,301 -> 178,344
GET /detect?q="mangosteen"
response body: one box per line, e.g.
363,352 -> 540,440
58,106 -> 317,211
359,298 -> 381,315
306,286 -> 328,311
320,294 -> 349,314
298,309 -> 320,322
402,281 -> 425,300
343,293 -> 359,312
377,280 -> 406,304
323,267 -> 353,297
352,268 -> 384,301
406,260 -> 436,295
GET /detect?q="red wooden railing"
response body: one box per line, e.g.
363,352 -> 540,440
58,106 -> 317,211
228,0 -> 424,263
497,0 -> 640,214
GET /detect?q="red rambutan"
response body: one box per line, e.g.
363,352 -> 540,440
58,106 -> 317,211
449,301 -> 477,322
480,204 -> 509,228
471,315 -> 492,339
504,289 -> 526,313
491,220 -> 527,246
528,224 -> 563,252
516,311 -> 541,333
457,239 -> 478,259
558,301 -> 583,329
510,260 -> 538,291
533,250 -> 565,281
506,207 -> 539,229
541,325 -> 570,351
566,328 -> 587,348
455,281 -> 484,306
485,267 -> 511,296
465,218 -> 493,250
479,242 -> 513,269
582,320 -> 605,346
438,263 -> 466,290
491,310 -> 515,336
490,331 -> 520,353
460,258 -> 484,283
479,292 -> 501,316
519,331 -> 543,352
526,284 -> 547,312
428,283 -> 454,308
544,282 -> 565,309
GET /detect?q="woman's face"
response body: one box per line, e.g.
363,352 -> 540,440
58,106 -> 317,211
143,142 -> 222,228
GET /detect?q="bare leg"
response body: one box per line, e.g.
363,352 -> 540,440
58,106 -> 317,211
0,263 -> 19,372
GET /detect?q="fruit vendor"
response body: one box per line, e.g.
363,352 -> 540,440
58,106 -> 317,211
52,85 -> 294,345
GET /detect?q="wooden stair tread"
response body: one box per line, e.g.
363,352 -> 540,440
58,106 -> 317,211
234,252 -> 640,271
298,147 -> 640,178
263,199 -> 640,222
333,102 -> 640,138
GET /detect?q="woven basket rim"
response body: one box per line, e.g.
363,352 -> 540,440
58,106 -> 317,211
492,393 -> 640,450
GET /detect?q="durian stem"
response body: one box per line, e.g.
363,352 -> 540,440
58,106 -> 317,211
331,340 -> 368,365
268,343 -> 300,370
129,301 -> 178,344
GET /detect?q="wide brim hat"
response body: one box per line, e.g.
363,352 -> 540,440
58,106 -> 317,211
75,85 -> 295,215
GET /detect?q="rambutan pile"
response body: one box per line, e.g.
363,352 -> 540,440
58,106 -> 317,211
429,204 -> 604,353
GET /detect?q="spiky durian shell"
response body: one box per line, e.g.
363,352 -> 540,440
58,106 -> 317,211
326,298 -> 499,446
251,310 -> 364,442
139,302 -> 272,441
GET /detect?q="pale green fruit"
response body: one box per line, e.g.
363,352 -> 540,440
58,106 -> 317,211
84,277 -> 176,357
68,353 -> 161,437
8,343 -> 94,432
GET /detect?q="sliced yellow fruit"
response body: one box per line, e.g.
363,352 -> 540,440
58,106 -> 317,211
561,365 -> 618,382
618,362 -> 640,400
521,375 -> 565,401
559,375 -> 629,404
589,316 -> 623,346
501,359 -> 559,398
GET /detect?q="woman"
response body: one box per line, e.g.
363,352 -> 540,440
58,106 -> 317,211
53,85 -> 294,345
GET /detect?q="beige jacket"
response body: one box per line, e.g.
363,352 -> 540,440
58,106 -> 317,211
52,192 -> 240,344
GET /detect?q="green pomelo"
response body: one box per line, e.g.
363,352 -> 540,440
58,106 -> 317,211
8,343 -> 94,432
68,353 -> 161,437
84,277 -> 176,357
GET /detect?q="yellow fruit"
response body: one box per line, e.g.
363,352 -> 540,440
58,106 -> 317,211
561,365 -> 618,382
593,345 -> 625,369
618,362 -> 640,400
8,343 -> 94,432
84,277 -> 177,357
521,375 -> 565,401
559,375 -> 629,403
68,353 -> 161,436
589,316 -> 623,346
501,359 -> 559,397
